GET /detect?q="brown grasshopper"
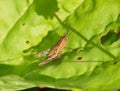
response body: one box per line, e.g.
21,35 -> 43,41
34,32 -> 113,66
34,34 -> 68,66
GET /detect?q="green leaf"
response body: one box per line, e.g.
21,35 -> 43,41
0,0 -> 120,91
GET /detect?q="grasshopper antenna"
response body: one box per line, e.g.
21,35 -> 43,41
63,28 -> 72,37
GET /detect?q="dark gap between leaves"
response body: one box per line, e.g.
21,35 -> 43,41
100,30 -> 119,46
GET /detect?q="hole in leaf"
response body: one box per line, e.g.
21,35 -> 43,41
34,0 -> 59,19
113,61 -> 118,64
22,22 -> 25,26
77,57 -> 82,60
26,40 -> 30,44
100,30 -> 118,46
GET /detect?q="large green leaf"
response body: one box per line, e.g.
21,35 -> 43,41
0,0 -> 120,91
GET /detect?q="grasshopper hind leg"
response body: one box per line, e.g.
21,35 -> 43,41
34,49 -> 50,58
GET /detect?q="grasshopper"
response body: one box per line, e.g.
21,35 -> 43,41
34,32 -> 115,66
34,34 -> 68,66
